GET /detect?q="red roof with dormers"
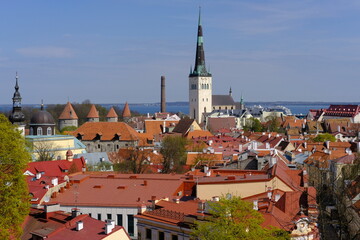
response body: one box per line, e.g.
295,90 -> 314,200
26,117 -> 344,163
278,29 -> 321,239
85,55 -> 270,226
22,208 -> 129,240
72,122 -> 139,141
324,104 -> 360,118
58,102 -> 78,120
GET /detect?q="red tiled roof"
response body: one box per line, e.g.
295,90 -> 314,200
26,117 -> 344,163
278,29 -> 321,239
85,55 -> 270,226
122,102 -> 131,118
22,208 -> 129,240
106,107 -> 118,118
186,130 -> 213,139
50,173 -> 186,207
208,117 -> 236,133
325,104 -> 360,118
58,102 -> 78,120
87,104 -> 99,118
144,120 -> 179,137
26,158 -> 85,177
72,122 -> 139,141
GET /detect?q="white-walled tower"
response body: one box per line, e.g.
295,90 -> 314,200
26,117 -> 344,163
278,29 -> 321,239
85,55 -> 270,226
189,8 -> 212,124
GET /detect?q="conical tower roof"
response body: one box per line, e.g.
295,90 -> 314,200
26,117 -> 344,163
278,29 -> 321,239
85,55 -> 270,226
87,104 -> 99,118
59,102 -> 78,120
106,106 -> 118,118
122,102 -> 131,118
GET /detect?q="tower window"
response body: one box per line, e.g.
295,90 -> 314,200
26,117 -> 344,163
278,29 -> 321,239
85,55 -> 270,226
47,127 -> 52,136
37,127 -> 43,135
30,127 -> 34,135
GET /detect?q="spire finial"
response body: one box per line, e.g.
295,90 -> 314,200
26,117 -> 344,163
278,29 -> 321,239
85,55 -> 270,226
15,72 -> 19,90
198,6 -> 202,26
41,99 -> 44,110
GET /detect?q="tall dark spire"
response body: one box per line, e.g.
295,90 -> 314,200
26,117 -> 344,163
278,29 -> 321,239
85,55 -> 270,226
190,7 -> 211,77
9,73 -> 25,124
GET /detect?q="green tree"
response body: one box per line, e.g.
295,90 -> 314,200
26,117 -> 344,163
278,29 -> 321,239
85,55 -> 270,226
114,148 -> 151,174
160,136 -> 188,173
312,133 -> 336,142
0,114 -> 31,239
192,196 -> 290,240
244,118 -> 264,132
60,125 -> 78,134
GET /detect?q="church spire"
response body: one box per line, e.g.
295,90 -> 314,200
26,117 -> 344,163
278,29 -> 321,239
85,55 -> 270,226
9,73 -> 25,124
190,7 -> 211,77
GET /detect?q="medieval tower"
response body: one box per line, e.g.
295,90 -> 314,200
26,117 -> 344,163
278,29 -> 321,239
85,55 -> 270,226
189,9 -> 212,124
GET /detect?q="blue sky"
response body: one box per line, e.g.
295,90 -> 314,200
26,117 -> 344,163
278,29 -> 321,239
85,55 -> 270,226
1,0 -> 360,104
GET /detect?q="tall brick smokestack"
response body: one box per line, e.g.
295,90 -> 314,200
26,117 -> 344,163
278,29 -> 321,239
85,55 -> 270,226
161,76 -> 166,113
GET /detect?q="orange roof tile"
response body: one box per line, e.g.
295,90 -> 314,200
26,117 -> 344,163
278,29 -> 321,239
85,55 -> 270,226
86,104 -> 99,118
122,102 -> 131,118
106,106 -> 118,118
186,152 -> 223,166
58,102 -> 78,120
144,120 -> 179,137
72,122 -> 139,141
186,130 -> 213,139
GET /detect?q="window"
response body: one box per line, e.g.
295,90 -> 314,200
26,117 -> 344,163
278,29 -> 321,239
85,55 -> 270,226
89,213 -> 92,217
47,127 -> 52,135
97,213 -> 101,221
98,144 -> 100,148
146,228 -> 152,239
37,127 -> 43,135
107,213 -> 112,220
30,127 -> 34,135
117,214 -> 123,226
172,235 -> 178,240
127,215 -> 134,236
159,231 -> 165,240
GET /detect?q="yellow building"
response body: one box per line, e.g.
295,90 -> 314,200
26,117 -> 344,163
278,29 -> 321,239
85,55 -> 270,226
26,135 -> 86,161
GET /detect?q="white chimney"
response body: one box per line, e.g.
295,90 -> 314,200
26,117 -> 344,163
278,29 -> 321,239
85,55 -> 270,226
206,170 -> 211,177
36,172 -> 41,180
105,222 -> 114,234
267,191 -> 272,200
212,196 -> 220,202
204,165 -> 209,173
275,194 -> 281,202
208,140 -> 213,146
253,200 -> 258,210
266,142 -> 270,149
51,178 -> 58,186
239,144 -> 243,152
337,125 -> 341,132
76,221 -> 83,231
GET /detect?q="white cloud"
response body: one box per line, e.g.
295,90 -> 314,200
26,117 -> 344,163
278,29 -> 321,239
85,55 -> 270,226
16,46 -> 74,58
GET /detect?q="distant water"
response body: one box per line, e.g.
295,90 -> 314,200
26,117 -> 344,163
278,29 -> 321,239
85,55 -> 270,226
119,102 -> 349,115
1,102 -> 359,116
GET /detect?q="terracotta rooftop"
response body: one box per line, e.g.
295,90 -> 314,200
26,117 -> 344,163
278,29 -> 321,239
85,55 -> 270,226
50,173 -> 186,207
106,107 -> 118,118
22,208 -> 129,240
122,102 -> 131,118
144,120 -> 179,137
87,104 -> 99,118
72,122 -> 139,141
58,102 -> 78,120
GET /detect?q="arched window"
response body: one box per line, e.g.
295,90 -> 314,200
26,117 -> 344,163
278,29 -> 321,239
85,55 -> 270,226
193,109 -> 196,119
207,84 -> 209,89
30,127 -> 34,135
37,127 -> 43,135
47,127 -> 52,136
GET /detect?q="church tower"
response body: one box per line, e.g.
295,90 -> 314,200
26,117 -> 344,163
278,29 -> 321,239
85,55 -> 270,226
189,8 -> 212,124
9,73 -> 26,135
